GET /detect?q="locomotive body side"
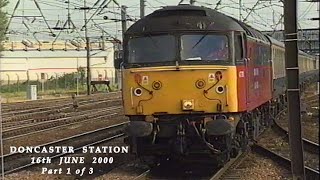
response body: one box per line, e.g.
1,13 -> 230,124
243,36 -> 272,111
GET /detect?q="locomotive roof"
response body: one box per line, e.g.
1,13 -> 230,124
267,36 -> 285,48
125,5 -> 269,42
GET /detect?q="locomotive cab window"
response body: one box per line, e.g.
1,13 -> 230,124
127,35 -> 176,63
180,34 -> 229,62
234,34 -> 244,64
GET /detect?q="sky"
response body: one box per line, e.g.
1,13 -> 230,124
4,0 -> 320,42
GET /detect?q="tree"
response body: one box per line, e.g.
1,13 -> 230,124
0,0 -> 8,51
77,66 -> 86,85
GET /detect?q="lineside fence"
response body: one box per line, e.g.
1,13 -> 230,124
0,69 -> 120,102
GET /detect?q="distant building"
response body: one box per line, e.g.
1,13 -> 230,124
263,28 -> 319,56
0,41 -> 119,84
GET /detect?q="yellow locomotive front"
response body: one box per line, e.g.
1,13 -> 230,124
122,66 -> 238,115
120,5 -> 250,166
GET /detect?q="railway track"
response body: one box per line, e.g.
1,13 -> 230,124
3,105 -> 119,129
2,98 -> 121,126
272,110 -> 319,154
209,152 -> 248,180
121,112 -> 319,179
134,169 -> 151,180
264,115 -> 319,170
1,122 -> 127,175
2,87 -> 316,179
1,92 -> 120,113
211,110 -> 319,179
2,96 -> 121,120
211,84 -> 319,179
133,142 -> 318,180
302,93 -> 318,102
275,96 -> 319,145
210,143 -> 319,180
3,106 -> 122,140
250,144 -> 319,180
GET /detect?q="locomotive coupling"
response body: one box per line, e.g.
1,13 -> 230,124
125,121 -> 153,137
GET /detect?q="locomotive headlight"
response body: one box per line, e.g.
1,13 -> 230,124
152,81 -> 162,90
216,86 -> 225,94
133,88 -> 143,96
195,79 -> 206,89
228,116 -> 235,121
182,100 -> 194,110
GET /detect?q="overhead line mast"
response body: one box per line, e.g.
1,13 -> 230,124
83,0 -> 91,95
140,0 -> 145,18
5,0 -> 55,36
121,5 -> 127,40
190,0 -> 196,5
284,0 -> 306,179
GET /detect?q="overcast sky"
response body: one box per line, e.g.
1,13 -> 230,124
4,0 -> 319,42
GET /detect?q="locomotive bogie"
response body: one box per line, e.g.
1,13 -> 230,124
125,114 -> 242,164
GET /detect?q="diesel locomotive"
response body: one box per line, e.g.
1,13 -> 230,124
116,5 -> 319,166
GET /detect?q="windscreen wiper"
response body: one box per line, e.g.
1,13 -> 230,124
191,34 -> 208,49
147,34 -> 159,48
191,22 -> 213,49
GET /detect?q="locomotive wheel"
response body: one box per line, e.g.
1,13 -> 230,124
140,156 -> 158,168
216,150 -> 231,167
230,147 -> 239,158
240,134 -> 249,152
236,119 -> 249,152
140,156 -> 167,168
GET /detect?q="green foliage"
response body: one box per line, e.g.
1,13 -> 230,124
77,66 -> 86,85
0,72 -> 83,93
0,71 -> 117,94
0,0 -> 8,51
